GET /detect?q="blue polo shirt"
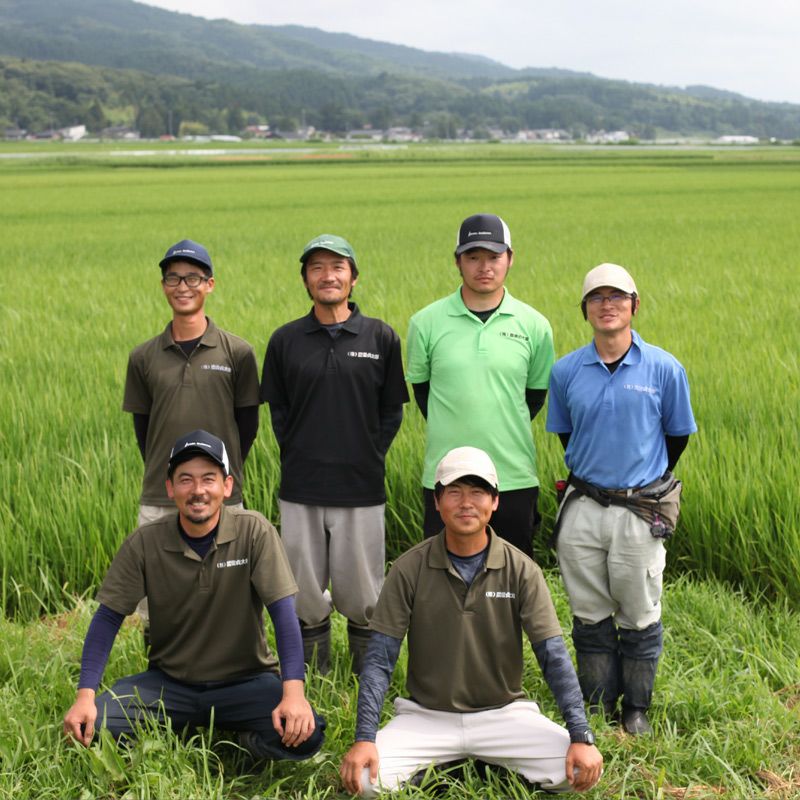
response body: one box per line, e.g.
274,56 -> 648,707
546,330 -> 696,489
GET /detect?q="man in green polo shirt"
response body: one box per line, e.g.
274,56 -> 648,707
63,430 -> 324,762
340,447 -> 602,796
406,214 -> 554,557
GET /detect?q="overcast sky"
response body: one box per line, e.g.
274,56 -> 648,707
141,0 -> 800,104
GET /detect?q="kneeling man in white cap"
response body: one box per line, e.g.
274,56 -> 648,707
340,446 -> 603,796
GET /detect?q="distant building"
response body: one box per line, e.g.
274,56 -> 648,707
100,125 -> 140,140
586,130 -> 631,144
715,135 -> 759,144
245,124 -> 272,139
346,128 -> 384,141
514,128 -> 571,142
384,126 -> 422,142
59,125 -> 87,141
4,127 -> 26,140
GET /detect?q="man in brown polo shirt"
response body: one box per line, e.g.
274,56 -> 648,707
340,447 -> 603,796
63,430 -> 324,762
124,239 -> 260,526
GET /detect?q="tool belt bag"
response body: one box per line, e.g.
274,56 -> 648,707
550,472 -> 683,546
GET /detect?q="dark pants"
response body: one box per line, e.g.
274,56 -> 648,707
423,487 -> 539,558
95,668 -> 325,761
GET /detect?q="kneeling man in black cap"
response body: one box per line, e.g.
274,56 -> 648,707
63,430 -> 324,761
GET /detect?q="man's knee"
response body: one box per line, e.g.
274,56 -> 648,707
618,620 -> 663,659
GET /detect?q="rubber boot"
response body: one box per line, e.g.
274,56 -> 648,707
620,657 -> 658,734
572,616 -> 620,718
618,621 -> 663,735
347,622 -> 372,676
301,620 -> 331,675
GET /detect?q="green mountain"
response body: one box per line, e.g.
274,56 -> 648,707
1,0 -> 799,139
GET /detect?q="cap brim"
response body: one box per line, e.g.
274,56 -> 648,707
169,446 -> 226,473
159,256 -> 212,272
299,246 -> 353,263
455,241 -> 509,256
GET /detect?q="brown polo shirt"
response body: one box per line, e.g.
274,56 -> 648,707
370,529 -> 563,712
97,506 -> 297,683
123,317 -> 260,506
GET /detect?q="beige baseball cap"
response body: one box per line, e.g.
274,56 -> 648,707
581,263 -> 638,300
435,446 -> 499,490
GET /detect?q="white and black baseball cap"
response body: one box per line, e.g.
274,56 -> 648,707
159,239 -> 214,275
168,429 -> 230,476
455,213 -> 512,256
435,446 -> 499,491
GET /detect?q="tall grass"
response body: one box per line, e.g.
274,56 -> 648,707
1,145 -> 799,617
1,572 -> 798,799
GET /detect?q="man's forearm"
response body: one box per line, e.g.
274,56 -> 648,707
355,632 -> 402,742
532,636 -> 588,737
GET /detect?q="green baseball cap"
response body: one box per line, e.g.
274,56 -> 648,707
299,234 -> 357,268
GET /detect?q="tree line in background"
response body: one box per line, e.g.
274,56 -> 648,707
3,56 -> 800,140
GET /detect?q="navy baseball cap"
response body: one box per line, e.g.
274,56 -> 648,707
168,429 -> 230,476
159,239 -> 214,274
455,214 -> 512,256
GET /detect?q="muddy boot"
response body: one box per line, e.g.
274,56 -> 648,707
620,657 -> 658,734
618,621 -> 662,735
347,622 -> 372,676
301,620 -> 331,675
572,616 -> 620,717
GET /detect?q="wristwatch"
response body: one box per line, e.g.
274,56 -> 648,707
570,729 -> 596,745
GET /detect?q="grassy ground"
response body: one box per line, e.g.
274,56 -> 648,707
1,574 -> 798,799
1,143 -> 799,797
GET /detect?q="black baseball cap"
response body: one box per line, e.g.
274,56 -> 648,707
455,213 -> 512,256
168,429 -> 230,476
159,239 -> 214,274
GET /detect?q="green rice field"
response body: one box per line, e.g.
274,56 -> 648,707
1,142 -> 798,798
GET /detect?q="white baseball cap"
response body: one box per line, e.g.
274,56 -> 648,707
581,263 -> 638,301
435,446 -> 499,490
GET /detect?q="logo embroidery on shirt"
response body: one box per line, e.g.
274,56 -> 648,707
347,351 -> 381,360
623,383 -> 657,395
498,332 -> 529,342
217,558 -> 248,569
485,591 -> 515,599
201,364 -> 233,373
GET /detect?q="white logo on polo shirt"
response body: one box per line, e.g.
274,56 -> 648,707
201,364 -> 233,373
485,591 -> 515,599
217,558 -> 248,569
623,383 -> 657,395
347,351 -> 381,360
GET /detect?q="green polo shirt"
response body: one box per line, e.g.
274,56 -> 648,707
369,530 -> 563,712
123,317 -> 260,506
97,506 -> 297,683
406,289 -> 554,490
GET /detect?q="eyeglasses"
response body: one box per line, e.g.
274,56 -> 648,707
585,292 -> 631,306
162,273 -> 209,288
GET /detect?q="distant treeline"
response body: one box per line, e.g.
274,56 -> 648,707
3,55 -> 800,139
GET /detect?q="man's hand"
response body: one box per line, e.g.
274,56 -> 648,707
340,740 -> 380,796
566,742 -> 603,791
63,688 -> 97,747
271,679 -> 315,748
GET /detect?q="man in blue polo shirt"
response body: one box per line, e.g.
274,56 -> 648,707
546,263 -> 696,735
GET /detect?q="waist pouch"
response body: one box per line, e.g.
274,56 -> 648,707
549,472 -> 683,547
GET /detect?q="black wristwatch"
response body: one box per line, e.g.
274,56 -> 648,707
570,729 -> 596,745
